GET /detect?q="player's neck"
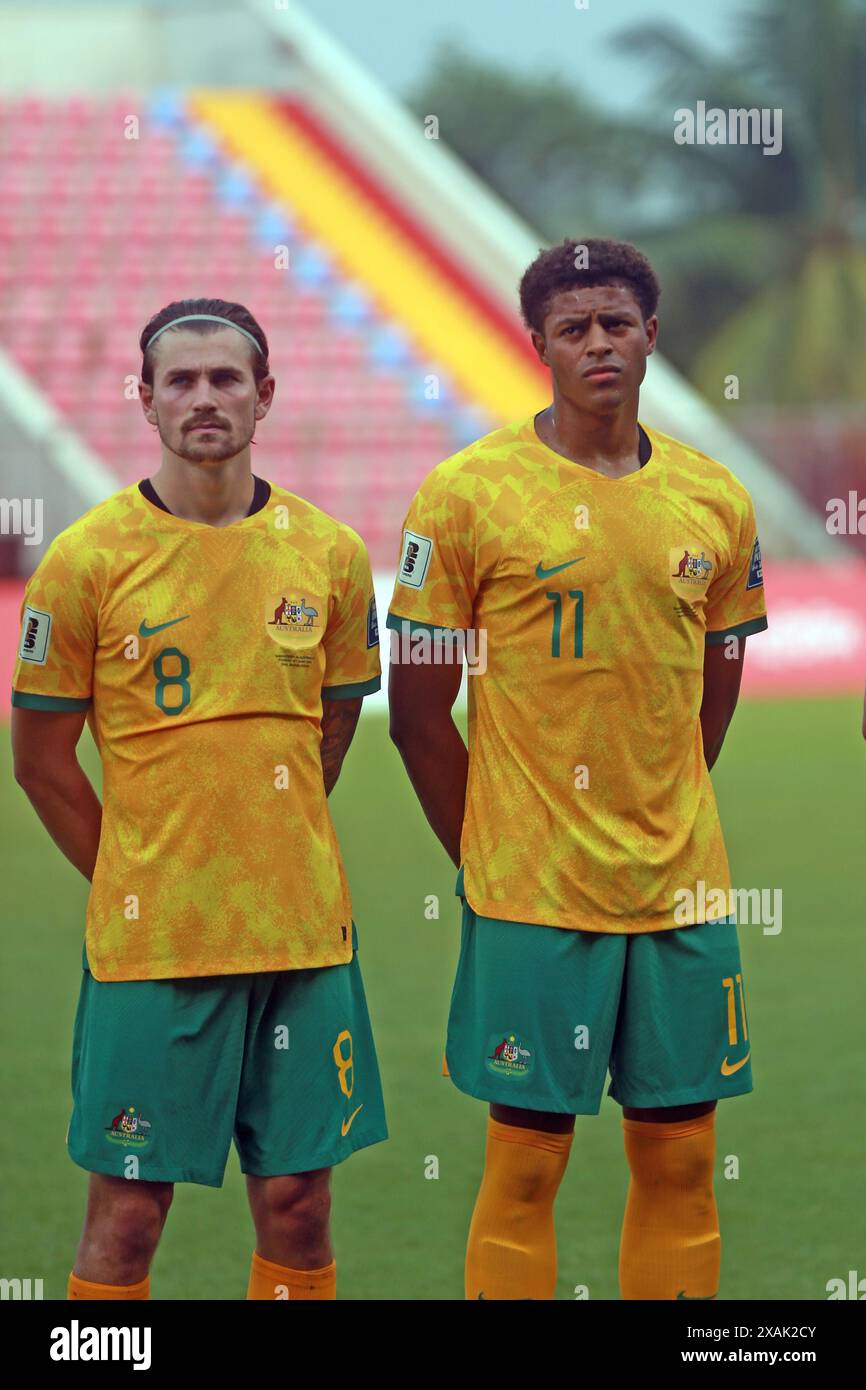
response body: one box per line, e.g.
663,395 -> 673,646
149,456 -> 255,527
536,401 -> 643,479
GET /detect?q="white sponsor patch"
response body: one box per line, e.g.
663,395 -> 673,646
18,604 -> 52,664
397,530 -> 433,589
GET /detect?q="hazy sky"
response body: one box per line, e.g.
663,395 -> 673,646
302,0 -> 738,111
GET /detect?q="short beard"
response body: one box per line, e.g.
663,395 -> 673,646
158,422 -> 252,464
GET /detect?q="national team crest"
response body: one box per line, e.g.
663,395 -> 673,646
265,591 -> 325,650
485,1032 -> 535,1080
105,1105 -> 152,1150
669,546 -> 713,601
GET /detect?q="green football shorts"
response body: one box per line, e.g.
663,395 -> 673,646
445,875 -> 752,1114
67,924 -> 388,1186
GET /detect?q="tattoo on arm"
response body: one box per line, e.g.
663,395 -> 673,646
320,697 -> 363,795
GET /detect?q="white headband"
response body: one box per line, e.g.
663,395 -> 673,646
144,314 -> 264,355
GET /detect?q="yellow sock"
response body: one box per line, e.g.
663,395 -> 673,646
67,1272 -> 150,1300
246,1251 -> 336,1300
465,1116 -> 573,1300
619,1110 -> 720,1300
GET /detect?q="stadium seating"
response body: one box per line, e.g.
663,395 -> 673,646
0,92 -> 492,566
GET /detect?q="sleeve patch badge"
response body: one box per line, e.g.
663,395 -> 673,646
18,604 -> 52,665
397,530 -> 433,590
367,594 -> 379,648
746,536 -> 764,590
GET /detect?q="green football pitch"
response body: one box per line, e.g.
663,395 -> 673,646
1,696 -> 864,1300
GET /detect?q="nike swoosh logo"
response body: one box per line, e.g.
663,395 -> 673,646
535,558 -> 584,579
677,1290 -> 717,1300
139,616 -> 190,637
341,1103 -> 364,1137
721,1049 -> 751,1076
477,1292 -> 533,1301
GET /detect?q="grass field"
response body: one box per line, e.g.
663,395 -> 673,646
1,695 -> 864,1300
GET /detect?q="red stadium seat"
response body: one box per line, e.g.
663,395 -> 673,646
0,93 -> 481,565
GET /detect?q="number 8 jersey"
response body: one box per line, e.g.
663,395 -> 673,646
12,479 -> 380,980
387,414 -> 768,935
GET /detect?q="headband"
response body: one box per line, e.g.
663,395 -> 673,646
144,314 -> 264,355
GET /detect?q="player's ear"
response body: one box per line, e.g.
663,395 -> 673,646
138,379 -> 157,423
255,373 -> 276,419
529,329 -> 549,367
644,316 -> 659,355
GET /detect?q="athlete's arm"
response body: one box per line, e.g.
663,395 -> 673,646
700,638 -> 746,771
10,707 -> 102,881
389,654 -> 467,867
320,696 -> 363,796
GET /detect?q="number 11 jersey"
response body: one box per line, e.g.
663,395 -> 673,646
387,414 -> 767,934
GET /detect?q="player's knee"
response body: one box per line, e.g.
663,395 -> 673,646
255,1172 -> 332,1238
624,1123 -> 715,1192
657,1141 -> 713,1193
482,1137 -> 566,1213
88,1185 -> 172,1259
510,1174 -> 549,1211
496,1158 -> 553,1210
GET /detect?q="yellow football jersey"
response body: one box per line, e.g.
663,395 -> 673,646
12,478 -> 380,980
387,414 -> 768,934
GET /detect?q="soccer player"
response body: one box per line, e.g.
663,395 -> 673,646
11,299 -> 387,1301
387,240 -> 768,1300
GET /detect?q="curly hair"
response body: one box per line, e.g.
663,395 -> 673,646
519,238 -> 660,335
139,298 -> 270,385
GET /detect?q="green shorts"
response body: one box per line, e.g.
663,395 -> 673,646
67,924 -> 388,1186
446,880 -> 753,1115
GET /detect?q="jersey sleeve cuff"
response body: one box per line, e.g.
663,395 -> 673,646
386,612 -> 468,636
705,615 -> 768,645
11,690 -> 91,711
321,674 -> 381,700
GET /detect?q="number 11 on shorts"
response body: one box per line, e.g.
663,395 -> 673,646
722,974 -> 749,1045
